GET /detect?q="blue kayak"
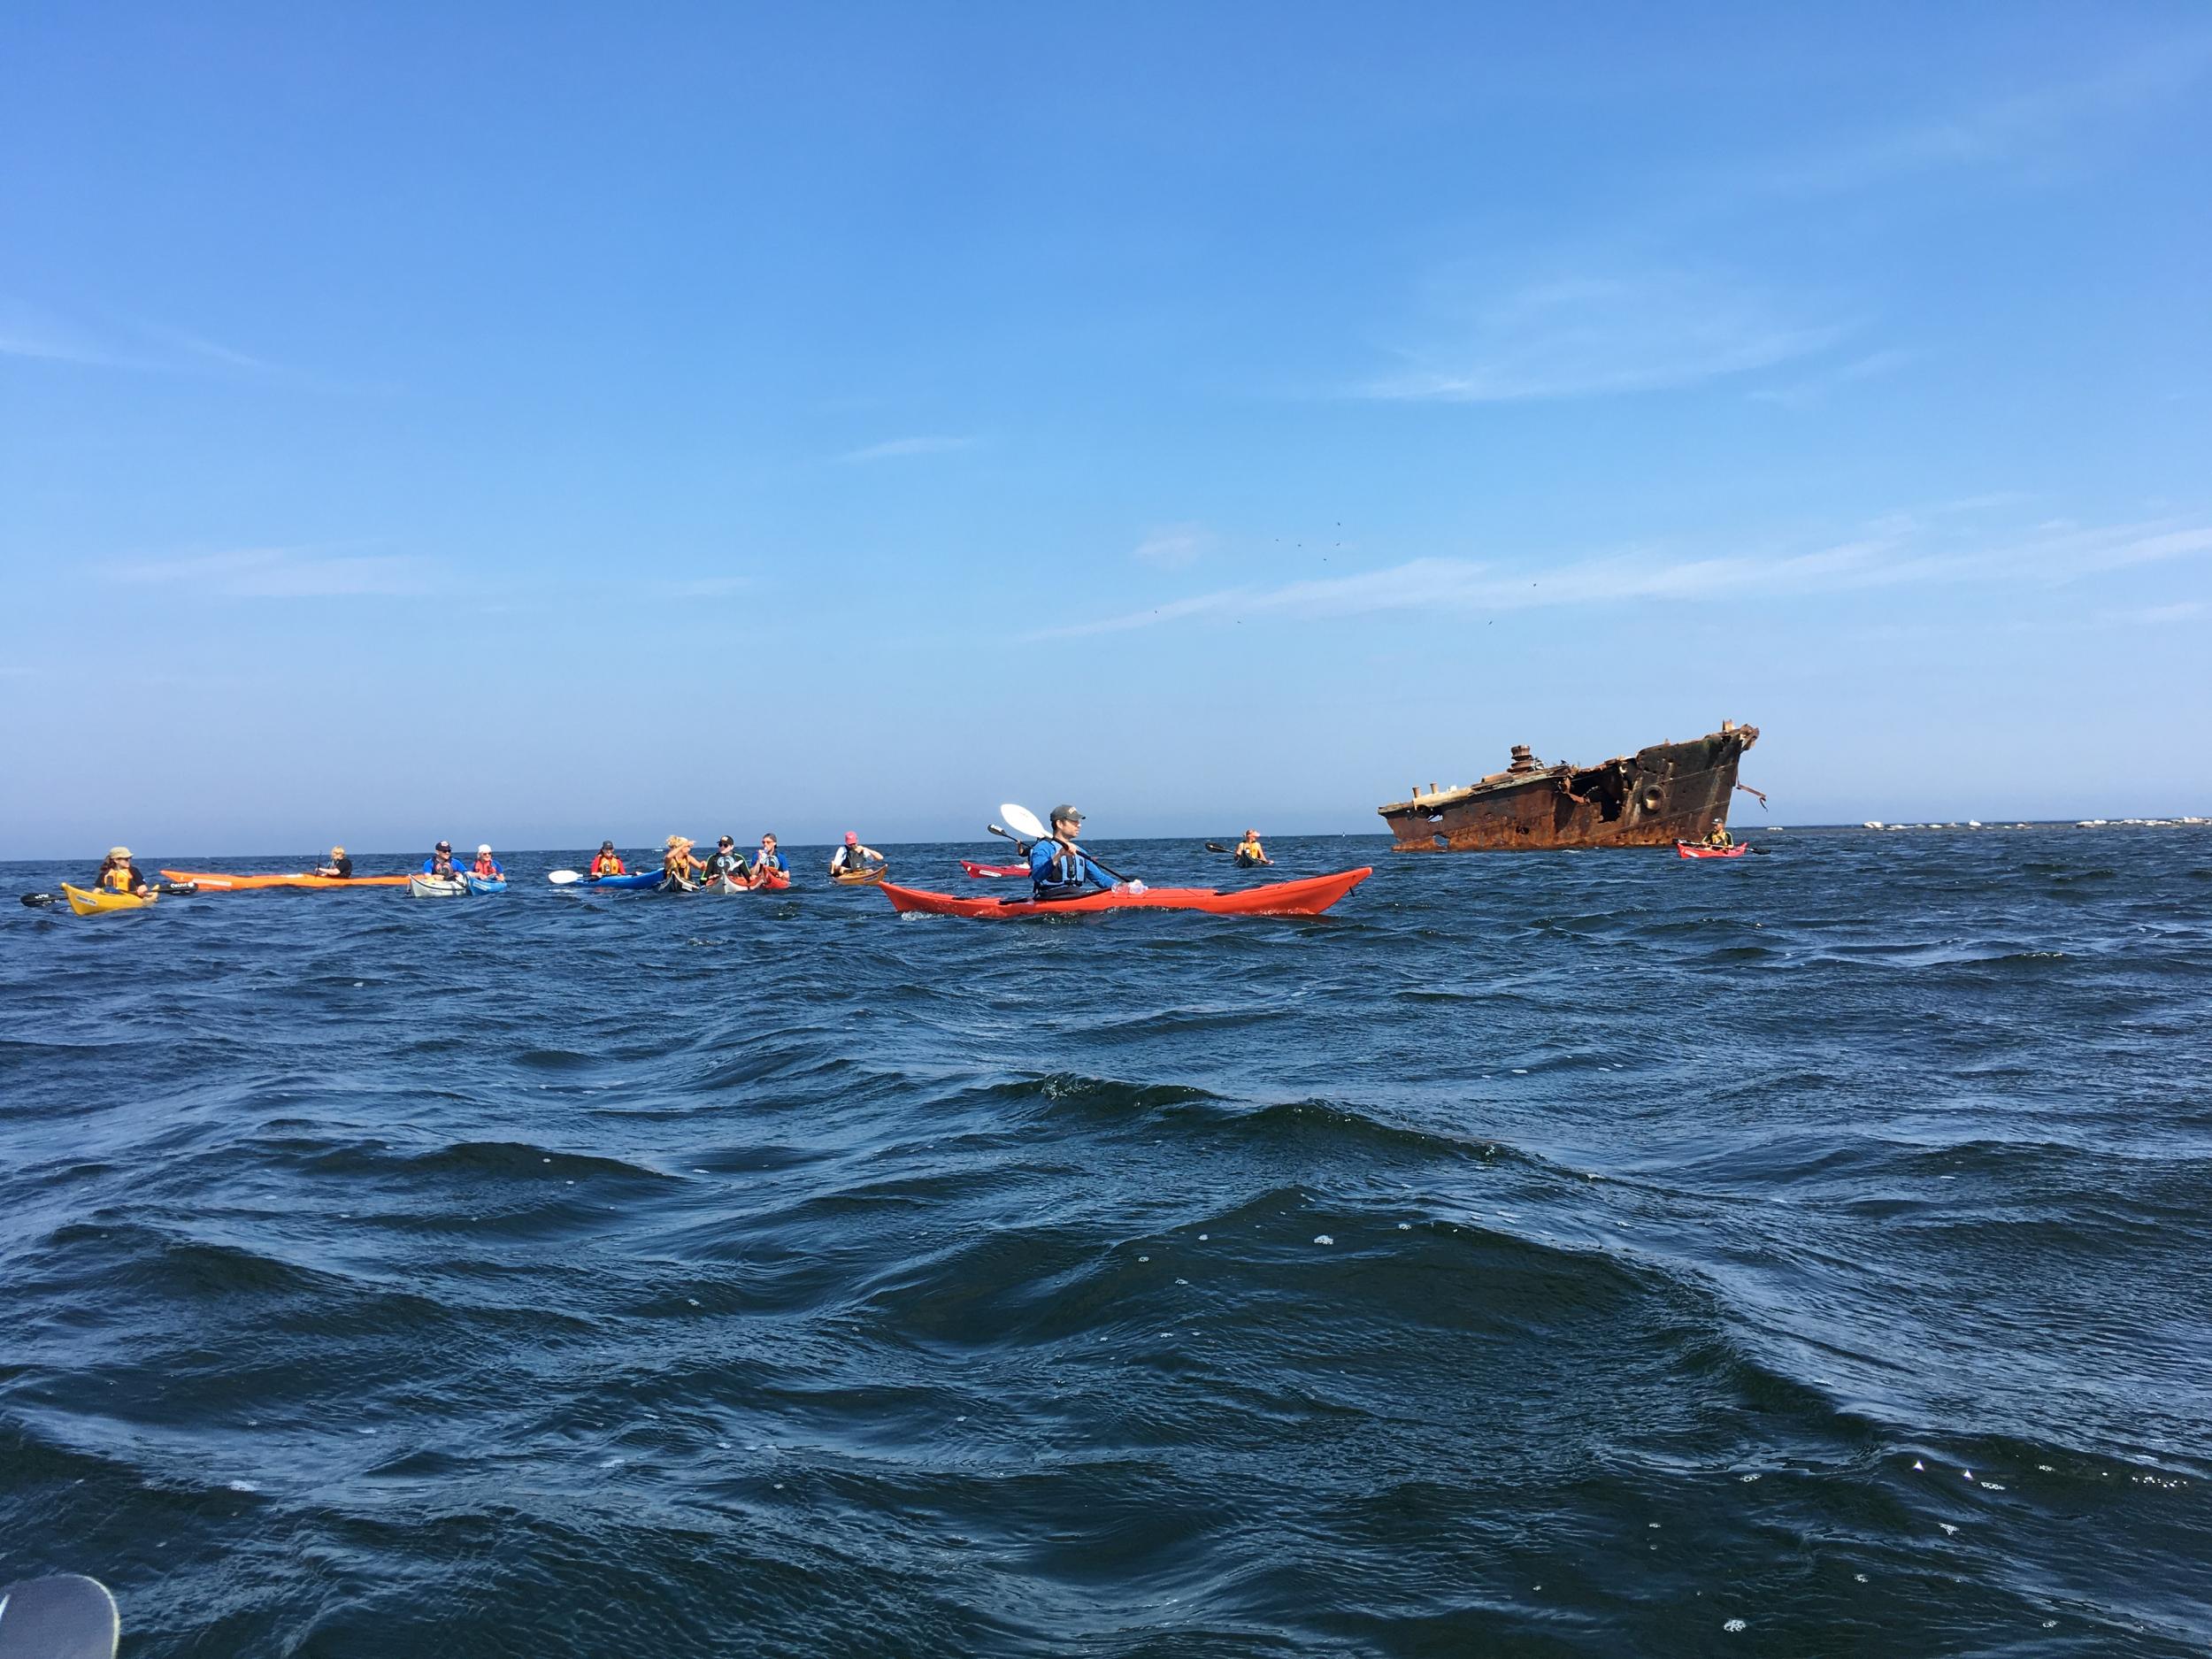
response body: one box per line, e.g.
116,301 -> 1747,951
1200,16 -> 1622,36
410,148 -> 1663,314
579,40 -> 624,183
556,870 -> 664,890
465,874 -> 508,895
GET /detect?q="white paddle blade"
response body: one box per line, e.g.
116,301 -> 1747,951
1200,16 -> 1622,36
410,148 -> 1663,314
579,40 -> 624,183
546,870 -> 584,885
999,803 -> 1048,841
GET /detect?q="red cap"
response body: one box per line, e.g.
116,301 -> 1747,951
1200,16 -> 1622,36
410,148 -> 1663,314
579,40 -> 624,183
844,832 -> 858,844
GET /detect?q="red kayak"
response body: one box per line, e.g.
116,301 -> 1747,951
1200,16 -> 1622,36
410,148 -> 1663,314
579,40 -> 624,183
883,867 -> 1371,918
1676,841 -> 1750,859
960,860 -> 1031,879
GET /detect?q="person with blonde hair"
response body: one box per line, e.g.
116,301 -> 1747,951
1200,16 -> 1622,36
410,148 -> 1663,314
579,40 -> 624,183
662,835 -> 705,888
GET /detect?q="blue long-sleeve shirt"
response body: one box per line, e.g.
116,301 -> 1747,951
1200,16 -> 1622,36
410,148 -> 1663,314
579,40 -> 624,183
1030,839 -> 1114,896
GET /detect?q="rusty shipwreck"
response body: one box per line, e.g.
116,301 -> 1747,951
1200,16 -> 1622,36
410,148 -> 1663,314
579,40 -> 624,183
1379,722 -> 1760,852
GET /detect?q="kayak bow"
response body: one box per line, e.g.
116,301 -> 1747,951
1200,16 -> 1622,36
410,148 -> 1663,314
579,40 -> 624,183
959,860 -> 1030,879
881,867 -> 1371,918
553,870 -> 665,890
61,884 -> 155,917
159,870 -> 412,889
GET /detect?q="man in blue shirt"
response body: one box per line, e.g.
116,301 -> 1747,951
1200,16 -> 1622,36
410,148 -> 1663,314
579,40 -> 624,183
421,840 -> 460,876
1029,804 -> 1142,900
747,833 -> 791,889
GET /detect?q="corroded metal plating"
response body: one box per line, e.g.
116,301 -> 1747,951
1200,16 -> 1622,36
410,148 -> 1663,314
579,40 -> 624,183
1379,723 -> 1761,852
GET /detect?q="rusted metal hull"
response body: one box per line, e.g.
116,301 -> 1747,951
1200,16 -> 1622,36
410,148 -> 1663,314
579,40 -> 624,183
1379,725 -> 1760,852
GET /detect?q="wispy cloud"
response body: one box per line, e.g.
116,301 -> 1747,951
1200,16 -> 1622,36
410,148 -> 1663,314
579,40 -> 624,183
0,296 -> 282,378
672,574 -> 754,599
105,548 -> 429,598
837,434 -> 976,464
1751,348 -> 1919,410
1360,269 -> 1846,403
1719,35 -> 2212,205
1132,523 -> 1214,568
1034,516 -> 2212,640
2101,600 -> 2205,626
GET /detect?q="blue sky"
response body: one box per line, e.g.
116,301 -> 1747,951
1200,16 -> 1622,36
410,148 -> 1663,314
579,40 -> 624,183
4,4 -> 2208,856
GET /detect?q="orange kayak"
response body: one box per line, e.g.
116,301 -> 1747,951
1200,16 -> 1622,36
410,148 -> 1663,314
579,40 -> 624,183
880,867 -> 1371,918
1673,842 -> 1750,860
159,869 -> 414,890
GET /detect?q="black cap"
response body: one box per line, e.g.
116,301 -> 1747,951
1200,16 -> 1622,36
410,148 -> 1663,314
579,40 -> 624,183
1049,803 -> 1084,826
435,840 -> 451,851
600,840 -> 615,849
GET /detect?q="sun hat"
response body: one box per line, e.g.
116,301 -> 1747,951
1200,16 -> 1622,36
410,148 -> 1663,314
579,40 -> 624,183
109,846 -> 130,859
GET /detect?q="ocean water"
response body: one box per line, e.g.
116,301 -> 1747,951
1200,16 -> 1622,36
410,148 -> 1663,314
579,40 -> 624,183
4,831 -> 2208,1656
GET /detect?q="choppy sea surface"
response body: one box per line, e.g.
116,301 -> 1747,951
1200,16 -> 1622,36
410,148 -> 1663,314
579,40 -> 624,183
4,830 -> 2208,1656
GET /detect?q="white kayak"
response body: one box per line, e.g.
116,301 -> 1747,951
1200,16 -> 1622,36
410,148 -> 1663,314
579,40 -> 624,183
408,875 -> 469,899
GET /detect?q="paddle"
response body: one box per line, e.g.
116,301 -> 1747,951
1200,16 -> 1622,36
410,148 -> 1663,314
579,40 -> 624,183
21,881 -> 196,908
548,870 -> 584,885
999,803 -> 1133,884
0,1573 -> 120,1659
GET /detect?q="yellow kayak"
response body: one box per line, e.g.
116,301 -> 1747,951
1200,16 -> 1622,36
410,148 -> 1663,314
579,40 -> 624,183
831,866 -> 888,886
63,884 -> 156,917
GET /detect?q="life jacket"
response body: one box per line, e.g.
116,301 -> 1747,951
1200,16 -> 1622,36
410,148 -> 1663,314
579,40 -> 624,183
590,853 -> 624,876
1236,839 -> 1263,864
472,855 -> 498,876
706,850 -> 744,876
1033,841 -> 1093,901
100,862 -> 135,893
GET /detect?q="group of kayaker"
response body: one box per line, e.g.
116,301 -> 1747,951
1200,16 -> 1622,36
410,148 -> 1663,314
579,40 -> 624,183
78,810 -> 1242,904
650,830 -> 845,890
419,841 -> 507,879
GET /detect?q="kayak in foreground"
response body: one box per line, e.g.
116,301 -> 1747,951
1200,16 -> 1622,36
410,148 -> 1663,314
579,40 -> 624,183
159,869 -> 411,889
881,867 -> 1371,918
1676,841 -> 1751,860
0,1572 -> 119,1658
408,875 -> 469,898
959,860 -> 1029,879
464,873 -> 508,894
61,884 -> 156,917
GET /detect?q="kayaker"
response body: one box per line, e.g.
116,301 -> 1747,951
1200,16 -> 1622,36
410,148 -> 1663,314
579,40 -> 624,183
1234,829 -> 1272,868
93,846 -> 150,897
663,835 -> 705,887
748,833 -> 790,888
471,844 -> 505,879
703,836 -> 749,882
315,846 -> 353,879
1030,805 -> 1143,900
588,841 -> 626,877
829,832 -> 883,876
1702,820 -> 1734,849
421,841 -> 460,877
